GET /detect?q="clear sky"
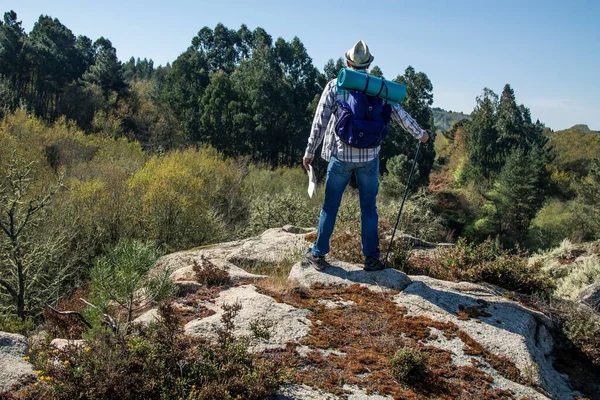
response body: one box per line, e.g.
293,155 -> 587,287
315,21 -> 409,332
4,0 -> 600,131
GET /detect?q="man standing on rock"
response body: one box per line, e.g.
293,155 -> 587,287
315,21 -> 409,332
302,40 -> 429,272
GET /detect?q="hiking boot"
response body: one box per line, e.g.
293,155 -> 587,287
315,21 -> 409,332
305,248 -> 330,271
364,256 -> 385,271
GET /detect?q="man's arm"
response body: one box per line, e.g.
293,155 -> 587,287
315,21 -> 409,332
390,104 -> 429,143
303,80 -> 337,170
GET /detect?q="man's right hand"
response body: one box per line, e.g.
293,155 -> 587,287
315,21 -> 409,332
419,131 -> 429,143
303,157 -> 312,171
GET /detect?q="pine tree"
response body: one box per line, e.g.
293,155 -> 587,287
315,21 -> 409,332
485,146 -> 547,245
466,88 -> 500,179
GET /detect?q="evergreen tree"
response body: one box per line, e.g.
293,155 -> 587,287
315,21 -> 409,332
496,84 -> 523,150
82,37 -> 126,95
323,57 -> 345,81
380,66 -> 435,189
484,146 -> 547,245
466,88 -> 500,179
0,11 -> 26,108
370,65 -> 384,78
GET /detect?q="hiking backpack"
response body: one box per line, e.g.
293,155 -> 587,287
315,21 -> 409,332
334,90 -> 392,149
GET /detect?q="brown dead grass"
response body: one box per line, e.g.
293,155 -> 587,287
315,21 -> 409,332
260,283 -> 537,399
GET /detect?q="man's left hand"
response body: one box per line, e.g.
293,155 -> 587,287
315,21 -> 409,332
419,131 -> 429,143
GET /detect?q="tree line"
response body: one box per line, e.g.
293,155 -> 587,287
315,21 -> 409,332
0,10 -> 436,172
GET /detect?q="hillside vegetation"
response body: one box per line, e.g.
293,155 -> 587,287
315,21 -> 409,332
0,8 -> 599,400
432,107 -> 471,131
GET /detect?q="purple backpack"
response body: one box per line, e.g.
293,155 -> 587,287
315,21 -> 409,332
334,91 -> 392,148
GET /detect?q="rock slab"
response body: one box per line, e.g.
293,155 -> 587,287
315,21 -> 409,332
288,259 -> 412,292
184,285 -> 311,352
0,332 -> 34,391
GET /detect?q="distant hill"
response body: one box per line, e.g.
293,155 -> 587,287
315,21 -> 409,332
563,124 -> 599,135
432,107 -> 471,131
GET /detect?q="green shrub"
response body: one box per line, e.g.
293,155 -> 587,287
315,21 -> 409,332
248,190 -> 318,233
0,314 -> 35,336
380,188 -> 447,243
389,345 -> 428,383
420,239 -> 556,295
128,147 -> 240,250
21,303 -> 281,400
562,314 -> 600,367
527,198 -> 583,251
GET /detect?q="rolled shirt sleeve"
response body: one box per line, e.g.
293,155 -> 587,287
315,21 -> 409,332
391,104 -> 425,140
304,80 -> 337,158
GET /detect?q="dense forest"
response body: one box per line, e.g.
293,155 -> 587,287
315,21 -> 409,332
0,9 -> 599,325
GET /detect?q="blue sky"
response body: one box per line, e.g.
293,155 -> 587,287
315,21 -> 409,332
4,0 -> 600,131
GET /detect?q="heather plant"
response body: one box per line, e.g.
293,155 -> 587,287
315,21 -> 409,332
193,256 -> 230,287
21,303 -> 281,400
416,238 -> 556,295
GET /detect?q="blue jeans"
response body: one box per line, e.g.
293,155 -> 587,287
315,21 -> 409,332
312,156 -> 380,260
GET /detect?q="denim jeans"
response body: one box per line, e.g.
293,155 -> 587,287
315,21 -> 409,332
312,155 -> 380,260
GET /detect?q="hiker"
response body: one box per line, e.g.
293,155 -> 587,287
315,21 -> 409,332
302,40 -> 429,272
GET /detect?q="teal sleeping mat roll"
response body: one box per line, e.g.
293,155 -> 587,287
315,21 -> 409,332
337,68 -> 406,104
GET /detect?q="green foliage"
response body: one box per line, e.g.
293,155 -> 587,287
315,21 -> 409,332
82,37 -> 126,95
548,125 -> 600,181
380,189 -> 447,243
562,314 -> 600,367
527,198 -> 583,250
419,238 -> 556,295
380,66 -> 436,189
466,88 -> 501,178
390,345 -> 428,383
0,313 -> 35,335
249,191 -> 317,233
128,147 -> 243,250
471,146 -> 548,246
575,158 -> 600,239
89,240 -> 175,323
380,153 -> 420,198
432,107 -> 471,131
245,165 -> 320,233
23,303 -> 281,399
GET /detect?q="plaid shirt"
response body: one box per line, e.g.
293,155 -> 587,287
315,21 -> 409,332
304,77 -> 425,163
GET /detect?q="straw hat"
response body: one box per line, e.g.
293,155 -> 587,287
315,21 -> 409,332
345,40 -> 374,68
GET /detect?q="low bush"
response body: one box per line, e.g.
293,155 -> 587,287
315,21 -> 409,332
248,190 -> 319,233
19,303 -> 281,400
527,199 -> 584,251
414,238 -> 555,295
193,256 -> 230,287
0,314 -> 35,336
379,188 -> 447,243
389,345 -> 428,383
562,314 -> 600,367
554,256 -> 600,300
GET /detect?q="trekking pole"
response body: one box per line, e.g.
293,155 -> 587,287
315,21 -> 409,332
383,141 -> 423,267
